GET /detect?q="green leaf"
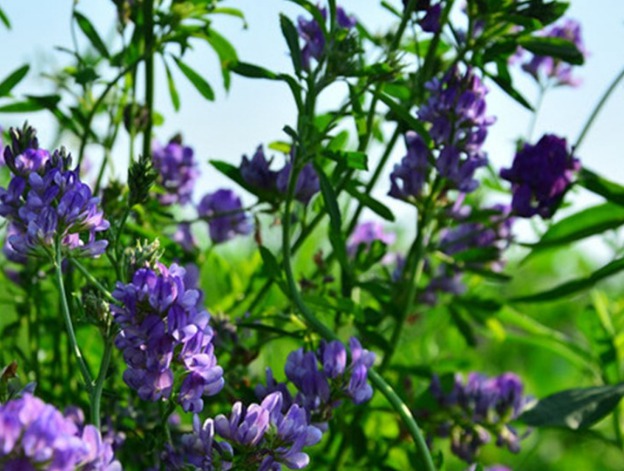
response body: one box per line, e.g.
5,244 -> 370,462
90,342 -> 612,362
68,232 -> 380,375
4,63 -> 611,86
518,36 -> 584,65
375,92 -> 432,147
323,150 -> 368,171
74,11 -> 110,59
173,57 -> 214,101
280,14 -> 303,77
0,65 -> 29,97
486,66 -> 533,111
450,307 -> 477,347
345,182 -> 395,222
210,160 -> 277,203
162,59 -> 180,111
231,61 -> 278,80
579,168 -> 624,207
204,28 -> 238,90
0,6 -> 11,29
520,383 -> 624,430
512,256 -> 624,303
259,246 -> 281,279
527,203 -> 624,250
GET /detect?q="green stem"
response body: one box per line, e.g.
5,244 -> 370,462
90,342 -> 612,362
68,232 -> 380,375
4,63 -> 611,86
91,338 -> 114,429
574,65 -> 624,152
527,83 -> 546,141
54,244 -> 93,392
142,0 -> 155,161
69,258 -> 116,302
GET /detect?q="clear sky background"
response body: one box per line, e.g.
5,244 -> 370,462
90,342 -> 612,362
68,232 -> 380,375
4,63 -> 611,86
1,1 -> 623,236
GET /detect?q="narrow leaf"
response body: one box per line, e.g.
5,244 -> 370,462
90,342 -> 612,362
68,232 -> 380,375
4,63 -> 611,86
74,11 -> 110,59
323,150 -> 368,170
162,59 -> 180,111
376,92 -> 432,146
518,36 -> 584,65
0,6 -> 11,29
231,62 -> 278,80
280,14 -> 303,76
579,168 -> 624,207
346,182 -> 395,222
173,58 -> 215,101
0,65 -> 29,98
204,28 -> 238,90
520,384 -> 624,429
317,168 -> 350,276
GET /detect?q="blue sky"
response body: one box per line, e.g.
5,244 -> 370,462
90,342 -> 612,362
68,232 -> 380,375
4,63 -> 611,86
1,1 -> 623,229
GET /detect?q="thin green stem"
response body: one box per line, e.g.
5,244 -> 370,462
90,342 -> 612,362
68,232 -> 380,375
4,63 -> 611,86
526,83 -> 546,141
91,338 -> 114,429
142,0 -> 155,161
54,244 -> 93,393
574,65 -> 624,152
69,258 -> 116,302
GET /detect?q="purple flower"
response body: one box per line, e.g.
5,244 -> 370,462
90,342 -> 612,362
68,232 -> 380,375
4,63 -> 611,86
197,189 -> 253,244
389,132 -> 431,201
0,132 -> 109,259
347,221 -> 396,256
276,163 -> 320,204
151,137 -> 199,206
240,145 -> 279,193
297,6 -> 356,70
521,19 -> 587,86
500,134 -> 580,218
112,262 -> 224,412
172,223 -> 196,252
0,393 -> 121,470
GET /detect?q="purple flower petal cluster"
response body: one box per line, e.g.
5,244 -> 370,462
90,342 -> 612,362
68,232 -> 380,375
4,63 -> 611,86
297,5 -> 356,70
151,137 -> 199,206
0,127 -> 109,258
402,0 -> 442,33
347,221 -> 396,256
521,19 -> 587,87
0,393 -> 121,470
423,372 -> 530,463
500,134 -> 580,218
276,162 -> 320,205
111,262 -> 224,412
197,189 -> 253,244
389,131 -> 431,200
256,337 -> 375,433
164,392 -> 322,470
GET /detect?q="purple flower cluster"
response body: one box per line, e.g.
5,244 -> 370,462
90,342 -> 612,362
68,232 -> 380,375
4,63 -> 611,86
347,221 -> 396,256
0,127 -> 109,258
402,0 -> 442,33
422,372 -> 530,463
197,189 -> 253,244
257,337 -> 376,429
111,262 -> 224,412
389,68 -> 494,202
239,145 -> 320,204
151,137 -> 199,206
0,393 -> 121,470
165,391 -> 323,470
521,19 -> 587,87
500,134 -> 580,218
297,5 -> 356,70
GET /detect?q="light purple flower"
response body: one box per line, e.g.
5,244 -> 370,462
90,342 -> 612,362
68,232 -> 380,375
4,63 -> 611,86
197,189 -> 253,244
151,137 -> 199,206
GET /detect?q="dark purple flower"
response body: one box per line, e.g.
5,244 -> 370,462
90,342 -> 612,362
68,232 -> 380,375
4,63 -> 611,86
112,262 -> 224,412
521,19 -> 587,86
500,134 -> 580,218
0,136 -> 109,258
276,163 -> 319,204
389,132 -> 431,201
197,189 -> 252,244
419,3 -> 441,33
0,393 -> 121,470
297,6 -> 356,70
151,138 -> 199,206
240,145 -> 279,193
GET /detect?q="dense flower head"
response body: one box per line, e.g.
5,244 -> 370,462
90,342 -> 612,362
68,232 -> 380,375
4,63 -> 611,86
500,134 -> 580,218
0,393 -> 121,470
297,5 -> 356,70
111,261 -> 224,412
521,19 -> 587,86
0,127 -> 109,258
197,189 -> 253,244
276,163 -> 320,204
347,221 -> 396,255
151,136 -> 199,206
240,145 -> 279,193
389,132 -> 431,201
422,372 -> 530,463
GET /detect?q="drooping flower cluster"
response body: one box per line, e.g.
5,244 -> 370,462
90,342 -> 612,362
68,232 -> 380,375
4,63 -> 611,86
0,126 -> 109,258
520,19 -> 587,87
500,134 -> 580,218
347,221 -> 396,256
197,189 -> 253,244
389,68 -> 494,202
151,136 -> 199,206
164,391 -> 323,470
111,262 -> 224,412
418,372 -> 530,463
0,393 -> 121,470
257,337 -> 376,428
297,5 -> 356,70
239,145 -> 320,204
